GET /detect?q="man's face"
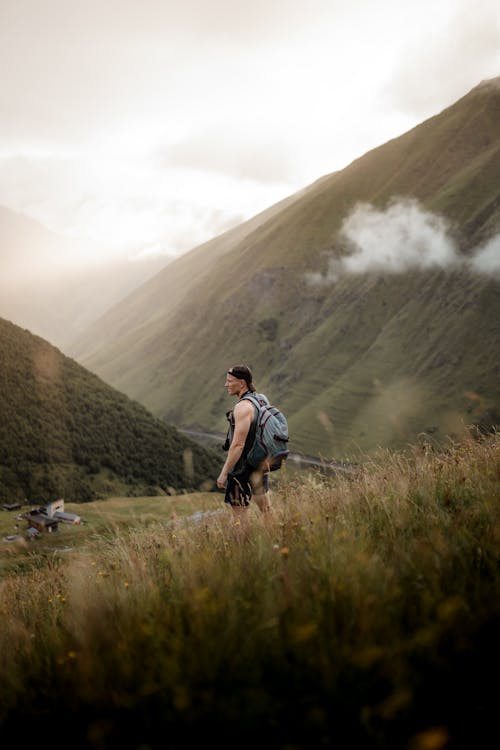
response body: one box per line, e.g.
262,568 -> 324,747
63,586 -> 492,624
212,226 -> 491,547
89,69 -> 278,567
225,373 -> 245,396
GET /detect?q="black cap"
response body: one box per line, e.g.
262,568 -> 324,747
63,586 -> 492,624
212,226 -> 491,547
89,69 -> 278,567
227,365 -> 256,392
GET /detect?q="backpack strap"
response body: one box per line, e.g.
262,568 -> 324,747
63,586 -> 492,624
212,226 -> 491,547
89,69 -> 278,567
222,409 -> 233,452
241,392 -> 268,409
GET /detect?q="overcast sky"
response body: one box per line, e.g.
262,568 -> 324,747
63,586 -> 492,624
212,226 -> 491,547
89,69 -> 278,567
0,0 -> 499,268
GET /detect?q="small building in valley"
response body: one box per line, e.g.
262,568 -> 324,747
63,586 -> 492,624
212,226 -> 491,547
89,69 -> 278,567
25,510 -> 59,534
46,499 -> 65,517
2,503 -> 22,512
53,511 -> 81,524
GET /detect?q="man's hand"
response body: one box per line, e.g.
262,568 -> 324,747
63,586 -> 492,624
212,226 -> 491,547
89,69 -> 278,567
217,471 -> 228,489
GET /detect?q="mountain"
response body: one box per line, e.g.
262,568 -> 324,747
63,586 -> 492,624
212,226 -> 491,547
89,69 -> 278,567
0,205 -> 169,348
0,317 -> 220,503
68,78 -> 500,459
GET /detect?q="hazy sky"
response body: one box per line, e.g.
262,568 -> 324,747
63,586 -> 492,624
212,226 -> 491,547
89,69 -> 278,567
0,0 -> 499,268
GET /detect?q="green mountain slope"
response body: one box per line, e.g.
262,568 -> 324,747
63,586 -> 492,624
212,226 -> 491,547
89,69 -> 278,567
0,318 -> 220,503
69,78 -> 500,459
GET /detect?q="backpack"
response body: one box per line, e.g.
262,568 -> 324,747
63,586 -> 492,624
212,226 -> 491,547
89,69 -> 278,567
240,392 -> 290,472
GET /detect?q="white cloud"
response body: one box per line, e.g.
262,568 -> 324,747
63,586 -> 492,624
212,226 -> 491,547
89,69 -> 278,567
340,199 -> 459,274
163,125 -> 299,184
306,199 -> 500,284
0,150 -> 285,259
470,235 -> 500,277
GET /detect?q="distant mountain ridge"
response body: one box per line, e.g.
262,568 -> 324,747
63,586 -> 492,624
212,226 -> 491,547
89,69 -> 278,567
0,205 -> 169,348
0,318 -> 220,502
69,78 -> 500,459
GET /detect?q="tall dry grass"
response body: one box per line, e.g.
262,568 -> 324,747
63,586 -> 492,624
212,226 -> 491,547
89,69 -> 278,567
0,430 -> 498,749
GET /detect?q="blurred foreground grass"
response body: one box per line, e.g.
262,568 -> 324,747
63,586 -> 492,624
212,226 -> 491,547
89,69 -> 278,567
0,431 -> 499,750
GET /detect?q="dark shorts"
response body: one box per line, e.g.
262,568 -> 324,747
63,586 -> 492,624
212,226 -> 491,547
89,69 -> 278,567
224,464 -> 269,507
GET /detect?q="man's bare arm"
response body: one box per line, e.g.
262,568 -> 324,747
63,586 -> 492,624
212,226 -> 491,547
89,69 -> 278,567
216,401 -> 254,488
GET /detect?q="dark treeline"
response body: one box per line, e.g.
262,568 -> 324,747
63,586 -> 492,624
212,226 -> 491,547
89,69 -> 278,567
0,318 -> 220,502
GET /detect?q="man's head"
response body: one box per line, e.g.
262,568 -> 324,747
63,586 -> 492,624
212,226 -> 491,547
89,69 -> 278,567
225,364 -> 256,395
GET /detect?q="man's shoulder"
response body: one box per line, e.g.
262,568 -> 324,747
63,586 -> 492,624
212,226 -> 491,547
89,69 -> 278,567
234,397 -> 256,416
234,398 -> 254,411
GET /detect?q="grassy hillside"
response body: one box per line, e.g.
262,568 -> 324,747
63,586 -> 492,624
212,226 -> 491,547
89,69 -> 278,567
0,318 -> 220,503
0,430 -> 498,749
70,78 -> 500,459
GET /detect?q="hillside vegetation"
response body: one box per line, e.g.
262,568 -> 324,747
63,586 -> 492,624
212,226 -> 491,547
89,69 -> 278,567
0,318 -> 220,502
69,78 -> 500,460
0,430 -> 498,749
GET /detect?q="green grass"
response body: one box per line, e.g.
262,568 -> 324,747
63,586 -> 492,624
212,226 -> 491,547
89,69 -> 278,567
0,492 -> 222,575
0,430 -> 498,749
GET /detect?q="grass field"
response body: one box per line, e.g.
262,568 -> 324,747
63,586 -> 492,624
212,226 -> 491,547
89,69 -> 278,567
0,431 -> 498,749
0,490 -> 223,575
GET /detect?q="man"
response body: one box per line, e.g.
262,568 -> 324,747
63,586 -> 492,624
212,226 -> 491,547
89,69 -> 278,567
216,365 -> 271,514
